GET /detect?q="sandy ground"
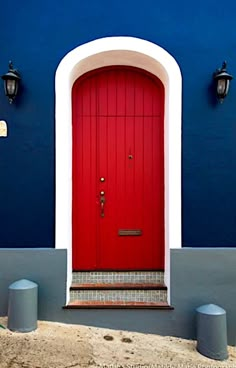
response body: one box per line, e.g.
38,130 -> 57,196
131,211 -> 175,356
0,317 -> 235,368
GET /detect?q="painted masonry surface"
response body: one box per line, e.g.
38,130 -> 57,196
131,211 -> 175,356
1,0 -> 236,345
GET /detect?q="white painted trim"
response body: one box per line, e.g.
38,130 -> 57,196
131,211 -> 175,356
55,37 -> 182,304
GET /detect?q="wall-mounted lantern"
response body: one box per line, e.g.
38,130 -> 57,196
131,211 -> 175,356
1,61 -> 21,104
213,61 -> 233,103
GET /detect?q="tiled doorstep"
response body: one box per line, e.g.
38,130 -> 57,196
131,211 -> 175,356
69,289 -> 167,303
66,271 -> 170,309
72,271 -> 164,284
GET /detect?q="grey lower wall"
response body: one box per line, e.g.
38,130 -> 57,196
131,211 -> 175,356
0,248 -> 235,345
0,249 -> 67,320
170,248 -> 236,346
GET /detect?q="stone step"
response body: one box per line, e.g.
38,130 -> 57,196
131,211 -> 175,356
64,301 -> 173,309
72,271 -> 164,284
70,287 -> 167,303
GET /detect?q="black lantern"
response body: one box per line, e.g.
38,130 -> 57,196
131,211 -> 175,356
1,61 -> 21,104
213,61 -> 233,103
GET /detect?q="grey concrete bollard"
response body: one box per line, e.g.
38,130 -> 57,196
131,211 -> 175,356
8,279 -> 38,332
196,303 -> 228,360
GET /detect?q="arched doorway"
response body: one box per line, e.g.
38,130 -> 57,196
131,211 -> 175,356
72,66 -> 164,270
55,37 -> 182,302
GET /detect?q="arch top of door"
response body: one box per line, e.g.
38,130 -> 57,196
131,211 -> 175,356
56,36 -> 181,91
55,36 -> 182,301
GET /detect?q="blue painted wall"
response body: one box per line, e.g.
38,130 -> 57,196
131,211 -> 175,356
1,0 -> 236,247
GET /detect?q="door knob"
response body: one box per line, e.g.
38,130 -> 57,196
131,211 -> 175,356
100,191 -> 105,196
100,177 -> 105,182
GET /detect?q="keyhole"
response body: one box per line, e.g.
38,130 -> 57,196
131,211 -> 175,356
128,154 -> 133,160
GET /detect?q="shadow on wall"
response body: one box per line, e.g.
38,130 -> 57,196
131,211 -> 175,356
207,78 -> 218,107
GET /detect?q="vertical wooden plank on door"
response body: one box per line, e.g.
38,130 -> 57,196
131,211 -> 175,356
126,70 -> 135,116
97,115 -> 107,267
143,78 -> 154,267
116,70 -> 126,116
135,73 -> 153,268
107,70 -> 117,116
143,115 -> 155,267
99,116 -> 119,267
97,71 -> 108,267
153,83 -> 164,268
72,78 -> 97,269
152,115 -> 164,268
115,116 -> 126,266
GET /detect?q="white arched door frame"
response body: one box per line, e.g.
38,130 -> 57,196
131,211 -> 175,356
55,37 -> 182,303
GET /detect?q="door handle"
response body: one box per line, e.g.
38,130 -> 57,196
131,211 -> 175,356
100,195 -> 106,217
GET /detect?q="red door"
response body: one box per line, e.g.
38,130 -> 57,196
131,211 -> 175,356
72,66 -> 164,270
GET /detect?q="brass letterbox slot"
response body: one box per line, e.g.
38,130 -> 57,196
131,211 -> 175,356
118,229 -> 142,236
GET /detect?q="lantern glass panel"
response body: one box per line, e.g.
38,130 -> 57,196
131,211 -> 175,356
225,80 -> 230,95
217,79 -> 226,96
6,79 -> 16,96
